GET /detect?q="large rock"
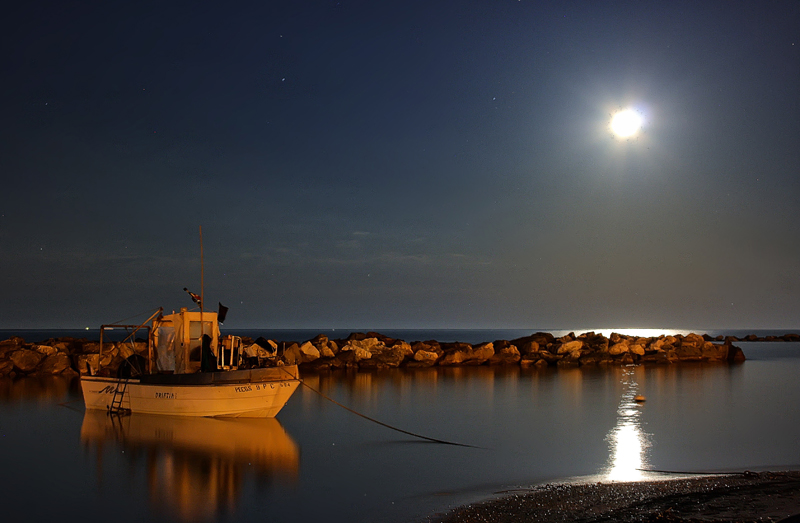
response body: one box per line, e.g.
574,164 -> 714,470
353,347 -> 372,362
309,335 -> 338,357
439,342 -> 494,366
390,341 -> 414,359
641,352 -> 670,364
101,344 -> 119,359
39,353 -> 72,374
333,350 -> 358,368
412,350 -> 439,366
0,338 -> 24,358
511,332 -> 554,351
309,334 -> 329,348
282,343 -> 302,365
557,340 -> 584,355
360,346 -> 408,368
411,341 -> 442,357
439,343 -> 474,366
82,342 -> 101,354
0,359 -> 14,376
556,334 -> 574,344
701,341 -> 727,362
45,338 -> 90,355
342,337 -> 384,353
52,341 -> 72,353
582,333 -> 609,353
488,344 -> 521,365
327,340 -> 339,354
518,340 -> 540,356
608,341 -> 630,356
118,343 -> 136,359
674,336 -> 703,361
727,343 -> 746,363
629,344 -> 646,357
681,333 -> 705,349
34,344 -> 58,356
298,341 -> 321,363
11,349 -> 45,373
536,349 -> 562,364
520,353 -> 544,367
76,354 -> 100,375
471,343 -> 495,364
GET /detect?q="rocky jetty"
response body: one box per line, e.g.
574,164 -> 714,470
282,331 -> 748,371
0,335 -> 142,379
0,330 -> 768,378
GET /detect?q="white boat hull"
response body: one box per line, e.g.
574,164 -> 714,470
81,366 -> 301,418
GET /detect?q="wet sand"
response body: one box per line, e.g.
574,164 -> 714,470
433,471 -> 800,523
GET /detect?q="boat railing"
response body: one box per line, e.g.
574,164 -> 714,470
218,335 -> 242,370
94,308 -> 162,376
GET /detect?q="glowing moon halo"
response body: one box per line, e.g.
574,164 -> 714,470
610,109 -> 643,138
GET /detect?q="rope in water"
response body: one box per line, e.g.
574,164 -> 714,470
637,468 -> 755,476
298,378 -> 484,449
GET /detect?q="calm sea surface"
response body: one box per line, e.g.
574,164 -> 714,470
1,330 -> 799,523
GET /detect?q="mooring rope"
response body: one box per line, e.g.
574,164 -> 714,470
57,399 -> 85,414
297,378 -> 484,449
637,468 -> 755,476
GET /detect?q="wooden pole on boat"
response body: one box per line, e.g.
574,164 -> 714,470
199,225 -> 204,315
200,225 -> 205,357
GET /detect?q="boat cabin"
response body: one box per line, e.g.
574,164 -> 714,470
152,308 -> 221,374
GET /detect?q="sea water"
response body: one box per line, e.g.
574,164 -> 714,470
0,332 -> 799,523
2,327 -> 796,344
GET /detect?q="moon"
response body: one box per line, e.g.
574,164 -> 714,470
610,109 -> 643,138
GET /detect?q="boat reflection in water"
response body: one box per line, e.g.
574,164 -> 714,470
604,367 -> 651,481
80,410 -> 299,521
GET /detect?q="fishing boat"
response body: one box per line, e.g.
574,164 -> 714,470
81,307 -> 301,417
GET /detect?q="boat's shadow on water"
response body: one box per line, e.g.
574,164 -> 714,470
80,411 -> 300,522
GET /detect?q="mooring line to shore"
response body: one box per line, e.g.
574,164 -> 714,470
57,399 -> 85,414
297,378 -> 484,449
637,468 -> 746,476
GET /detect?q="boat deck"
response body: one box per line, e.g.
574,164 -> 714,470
137,366 -> 299,386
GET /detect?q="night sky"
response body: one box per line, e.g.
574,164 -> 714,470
2,1 -> 799,330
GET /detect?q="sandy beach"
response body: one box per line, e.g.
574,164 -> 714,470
433,471 -> 800,523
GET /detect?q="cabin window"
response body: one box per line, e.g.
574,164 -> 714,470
188,321 -> 215,362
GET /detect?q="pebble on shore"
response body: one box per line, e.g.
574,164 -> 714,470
432,471 -> 800,523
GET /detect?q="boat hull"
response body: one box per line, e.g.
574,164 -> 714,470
81,366 -> 300,417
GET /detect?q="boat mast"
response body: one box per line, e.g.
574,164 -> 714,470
200,225 -> 205,346
200,225 -> 204,316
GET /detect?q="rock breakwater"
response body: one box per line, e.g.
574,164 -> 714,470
280,331 -> 748,371
0,330 -> 768,378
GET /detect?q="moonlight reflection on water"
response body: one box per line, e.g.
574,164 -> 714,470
606,367 -> 651,481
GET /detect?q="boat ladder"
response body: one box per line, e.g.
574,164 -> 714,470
108,379 -> 131,416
